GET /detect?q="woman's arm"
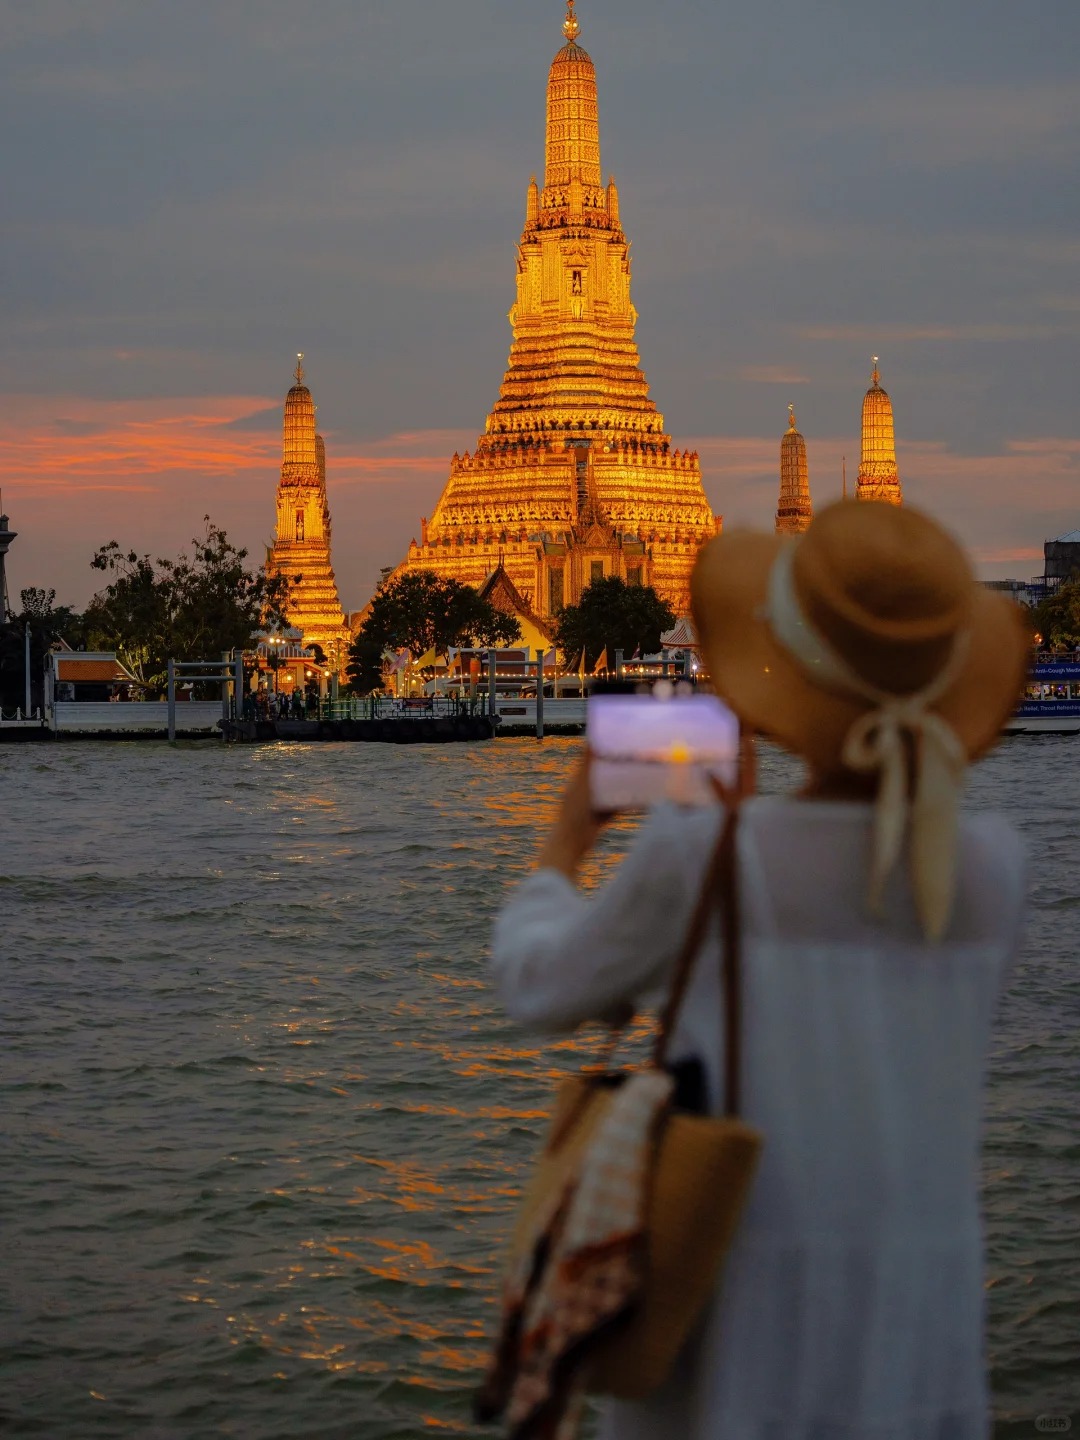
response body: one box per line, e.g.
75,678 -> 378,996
533,757 -> 607,881
491,766 -> 720,1031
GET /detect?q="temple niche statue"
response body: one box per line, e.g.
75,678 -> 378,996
265,357 -> 350,668
387,1 -> 719,625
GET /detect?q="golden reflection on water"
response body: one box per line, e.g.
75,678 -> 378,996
213,741 -> 652,1432
4,736 -> 1062,1435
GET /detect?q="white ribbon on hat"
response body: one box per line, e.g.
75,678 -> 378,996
765,543 -> 970,941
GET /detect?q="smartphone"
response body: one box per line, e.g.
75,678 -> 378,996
587,683 -> 740,811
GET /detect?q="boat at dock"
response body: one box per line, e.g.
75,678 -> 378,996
1005,657 -> 1080,735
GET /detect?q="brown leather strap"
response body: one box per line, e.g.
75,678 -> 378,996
651,807 -> 743,1118
651,816 -> 728,1071
717,807 -> 743,1118
592,733 -> 754,1112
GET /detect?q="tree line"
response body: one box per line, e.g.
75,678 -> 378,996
0,519 -> 700,711
1032,577 -> 1080,650
32,507 -> 1058,708
0,521 -> 292,710
343,570 -> 679,693
6,512 -> 1076,713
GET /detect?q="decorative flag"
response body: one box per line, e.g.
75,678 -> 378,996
592,647 -> 608,676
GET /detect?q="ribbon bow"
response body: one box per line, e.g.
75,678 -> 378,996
766,544 -> 971,942
840,690 -> 968,940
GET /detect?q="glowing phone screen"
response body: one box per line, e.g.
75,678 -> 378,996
588,690 -> 740,811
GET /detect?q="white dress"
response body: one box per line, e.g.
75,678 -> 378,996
491,797 -> 1026,1440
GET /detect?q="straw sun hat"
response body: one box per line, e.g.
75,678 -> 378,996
691,500 -> 1029,938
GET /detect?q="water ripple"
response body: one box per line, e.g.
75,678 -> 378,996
0,736 -> 1077,1435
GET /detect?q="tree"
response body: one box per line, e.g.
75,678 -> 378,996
354,571 -> 521,660
345,638 -> 387,696
0,589 -> 88,713
552,576 -> 676,671
86,518 -> 292,695
1032,576 -> 1080,649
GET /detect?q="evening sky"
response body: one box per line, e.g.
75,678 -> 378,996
1,0 -> 1078,609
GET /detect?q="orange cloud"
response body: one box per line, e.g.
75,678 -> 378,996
0,394 -> 280,492
2,394 -> 1075,608
0,397 -> 471,607
737,365 -> 812,385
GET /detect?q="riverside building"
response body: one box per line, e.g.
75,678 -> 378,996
388,1 -> 719,622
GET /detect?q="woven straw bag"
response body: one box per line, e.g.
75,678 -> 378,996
505,803 -> 763,1402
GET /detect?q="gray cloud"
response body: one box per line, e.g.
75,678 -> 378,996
1,0 -> 1077,599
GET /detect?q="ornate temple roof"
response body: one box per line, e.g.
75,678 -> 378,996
865,358 -> 888,395
857,357 -> 902,504
776,404 -> 812,534
545,1 -> 601,190
860,357 -> 897,465
283,354 -> 317,469
268,355 -> 348,654
389,0 -> 718,621
57,655 -> 140,684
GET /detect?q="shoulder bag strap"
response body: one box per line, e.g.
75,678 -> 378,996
651,805 -> 740,1097
716,806 -> 743,1118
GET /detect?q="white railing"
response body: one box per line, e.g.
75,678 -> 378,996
494,699 -> 588,726
53,702 -> 224,733
0,708 -> 43,727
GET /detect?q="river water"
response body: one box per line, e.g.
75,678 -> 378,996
1,737 -> 1077,1438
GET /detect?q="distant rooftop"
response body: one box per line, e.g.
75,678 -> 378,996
56,654 -> 140,684
661,618 -> 698,648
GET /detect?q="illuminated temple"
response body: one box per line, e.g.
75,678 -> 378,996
266,357 -> 350,664
775,404 -> 813,535
391,1 -> 719,621
856,358 -> 902,505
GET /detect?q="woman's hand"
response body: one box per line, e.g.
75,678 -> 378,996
535,753 -> 610,880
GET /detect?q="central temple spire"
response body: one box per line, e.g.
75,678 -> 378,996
388,4 -> 718,619
545,0 -> 601,190
282,353 -> 317,469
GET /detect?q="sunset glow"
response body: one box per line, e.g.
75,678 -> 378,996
1,0 -> 1076,613
1,399 -> 1074,609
